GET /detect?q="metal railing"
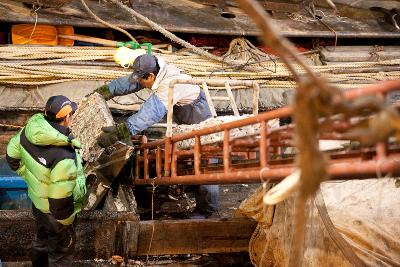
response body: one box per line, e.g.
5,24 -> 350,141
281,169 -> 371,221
133,80 -> 400,185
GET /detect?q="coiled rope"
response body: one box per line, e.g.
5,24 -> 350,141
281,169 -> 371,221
0,46 -> 399,88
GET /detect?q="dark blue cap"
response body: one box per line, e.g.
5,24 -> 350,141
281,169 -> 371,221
45,95 -> 77,122
129,54 -> 158,83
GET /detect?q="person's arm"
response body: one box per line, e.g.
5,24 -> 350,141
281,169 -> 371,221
126,94 -> 167,135
107,75 -> 143,97
88,75 -> 143,100
6,131 -> 22,172
48,158 -> 77,222
72,152 -> 87,204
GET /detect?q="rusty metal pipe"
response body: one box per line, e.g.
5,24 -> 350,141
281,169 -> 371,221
345,80 -> 400,100
133,155 -> 400,185
139,140 -> 164,149
171,143 -> 178,177
140,80 -> 400,151
164,137 -> 172,176
142,136 -> 149,179
194,135 -> 201,175
156,146 -> 162,178
223,129 -> 231,173
171,106 -> 293,142
260,120 -> 268,168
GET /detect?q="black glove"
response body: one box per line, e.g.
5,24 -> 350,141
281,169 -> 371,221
86,85 -> 114,101
97,122 -> 131,148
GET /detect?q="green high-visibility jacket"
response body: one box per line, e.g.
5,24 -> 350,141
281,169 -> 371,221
6,113 -> 86,225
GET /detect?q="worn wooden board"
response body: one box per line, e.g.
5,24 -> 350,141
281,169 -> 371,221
83,142 -> 134,210
0,210 -> 139,261
137,218 -> 257,255
0,109 -> 38,155
0,210 -> 254,260
1,0 -> 400,37
320,46 -> 400,62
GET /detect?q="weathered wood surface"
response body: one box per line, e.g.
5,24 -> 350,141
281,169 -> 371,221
0,210 -> 139,261
11,0 -> 72,7
137,218 -> 257,255
0,131 -> 16,155
83,142 -> 134,210
1,0 -> 400,37
321,46 -> 400,62
0,109 -> 38,155
0,81 -> 290,112
0,210 -> 256,260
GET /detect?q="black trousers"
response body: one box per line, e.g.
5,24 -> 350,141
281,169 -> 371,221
31,205 -> 75,267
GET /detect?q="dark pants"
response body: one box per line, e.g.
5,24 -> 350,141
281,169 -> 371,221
32,205 -> 75,267
195,185 -> 219,214
173,91 -> 212,125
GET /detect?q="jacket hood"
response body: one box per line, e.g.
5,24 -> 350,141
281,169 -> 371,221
24,113 -> 81,148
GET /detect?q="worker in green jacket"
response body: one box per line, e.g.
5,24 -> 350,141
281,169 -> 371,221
6,95 -> 87,267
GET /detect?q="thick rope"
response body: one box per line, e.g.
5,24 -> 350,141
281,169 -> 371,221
0,46 -> 399,87
80,0 -> 137,43
106,0 -> 261,72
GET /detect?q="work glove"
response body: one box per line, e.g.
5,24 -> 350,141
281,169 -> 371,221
97,122 -> 131,148
86,85 -> 114,101
73,176 -> 87,204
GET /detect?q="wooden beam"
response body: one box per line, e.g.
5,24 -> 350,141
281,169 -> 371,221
320,46 -> 400,62
136,218 -> 257,255
0,208 -> 256,260
1,0 -> 400,37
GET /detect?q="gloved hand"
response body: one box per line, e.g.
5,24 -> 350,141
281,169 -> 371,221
73,176 -> 87,204
97,122 -> 131,148
86,85 -> 114,101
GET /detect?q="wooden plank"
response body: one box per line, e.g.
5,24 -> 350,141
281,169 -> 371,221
1,0 -> 400,37
225,82 -> 240,116
137,218 -> 257,255
321,46 -> 400,62
0,131 -> 16,155
202,82 -> 217,118
84,142 -> 134,210
0,110 -> 37,155
0,210 -> 255,259
323,46 -> 400,53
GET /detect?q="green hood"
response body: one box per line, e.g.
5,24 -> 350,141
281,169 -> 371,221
24,113 -> 81,148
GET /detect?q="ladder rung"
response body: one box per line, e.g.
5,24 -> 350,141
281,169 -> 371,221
212,96 -> 230,101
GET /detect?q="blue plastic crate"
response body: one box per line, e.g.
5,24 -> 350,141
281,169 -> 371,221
0,158 -> 31,210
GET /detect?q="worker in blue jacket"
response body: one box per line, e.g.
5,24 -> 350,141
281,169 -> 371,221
90,54 -> 218,218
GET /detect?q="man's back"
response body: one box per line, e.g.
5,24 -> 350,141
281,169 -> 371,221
151,57 -> 200,107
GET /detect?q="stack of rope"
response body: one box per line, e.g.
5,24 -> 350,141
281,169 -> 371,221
0,43 -> 399,88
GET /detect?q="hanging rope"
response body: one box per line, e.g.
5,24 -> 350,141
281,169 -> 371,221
80,0 -> 137,42
106,0 -> 261,72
